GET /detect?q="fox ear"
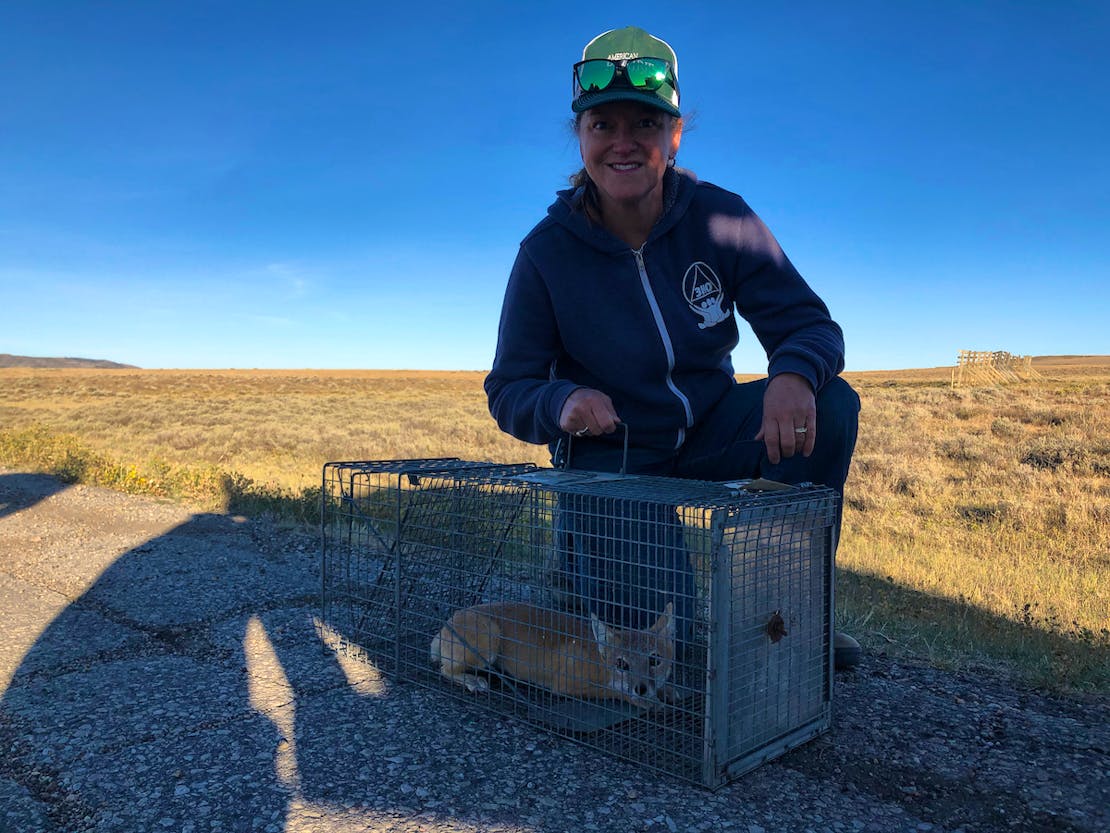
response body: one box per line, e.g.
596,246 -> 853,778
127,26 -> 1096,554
591,613 -> 612,649
653,602 -> 676,641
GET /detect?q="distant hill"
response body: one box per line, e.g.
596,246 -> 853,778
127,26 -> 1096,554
1031,354 -> 1110,368
0,354 -> 139,369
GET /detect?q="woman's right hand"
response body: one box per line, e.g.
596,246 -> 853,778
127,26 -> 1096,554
559,388 -> 621,437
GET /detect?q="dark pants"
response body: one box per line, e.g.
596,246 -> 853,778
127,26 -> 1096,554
550,377 -> 861,643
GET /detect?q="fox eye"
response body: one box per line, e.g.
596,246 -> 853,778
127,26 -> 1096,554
649,653 -> 661,668
615,657 -> 631,672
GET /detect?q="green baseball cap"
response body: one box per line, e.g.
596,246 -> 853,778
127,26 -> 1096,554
572,26 -> 681,117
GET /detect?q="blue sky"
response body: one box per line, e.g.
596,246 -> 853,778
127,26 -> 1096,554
1,1 -> 1107,371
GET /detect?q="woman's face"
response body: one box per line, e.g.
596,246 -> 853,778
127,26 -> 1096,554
577,101 -> 682,218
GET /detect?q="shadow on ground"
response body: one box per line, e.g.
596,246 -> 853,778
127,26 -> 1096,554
0,472 -> 67,521
838,570 -> 1110,691
0,472 -> 1106,833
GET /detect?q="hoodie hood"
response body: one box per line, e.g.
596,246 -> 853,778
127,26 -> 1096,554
546,166 -> 699,252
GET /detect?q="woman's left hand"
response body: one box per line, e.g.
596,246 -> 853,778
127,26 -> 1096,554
755,373 -> 816,464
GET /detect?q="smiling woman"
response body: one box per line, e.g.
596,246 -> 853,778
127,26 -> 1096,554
574,102 -> 681,248
484,25 -> 859,485
483,25 -> 863,668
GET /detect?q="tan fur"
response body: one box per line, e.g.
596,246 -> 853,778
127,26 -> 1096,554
430,601 -> 676,708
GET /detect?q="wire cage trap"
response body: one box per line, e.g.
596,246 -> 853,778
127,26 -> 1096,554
320,459 -> 837,789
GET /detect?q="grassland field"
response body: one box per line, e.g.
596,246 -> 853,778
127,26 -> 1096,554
1,358 -> 1107,693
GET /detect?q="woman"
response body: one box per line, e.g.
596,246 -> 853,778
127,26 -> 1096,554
484,27 -> 861,667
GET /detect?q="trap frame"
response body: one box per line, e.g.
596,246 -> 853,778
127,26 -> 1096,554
320,458 -> 836,789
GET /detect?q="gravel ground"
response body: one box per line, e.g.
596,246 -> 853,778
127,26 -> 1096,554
0,470 -> 1106,833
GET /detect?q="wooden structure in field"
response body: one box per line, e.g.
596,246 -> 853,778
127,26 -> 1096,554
952,351 -> 1042,388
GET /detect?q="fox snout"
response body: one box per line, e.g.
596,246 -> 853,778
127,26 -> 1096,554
610,667 -> 665,708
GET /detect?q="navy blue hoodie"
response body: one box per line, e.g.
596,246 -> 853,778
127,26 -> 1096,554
485,168 -> 845,451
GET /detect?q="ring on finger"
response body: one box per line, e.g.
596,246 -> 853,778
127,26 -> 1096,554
574,427 -> 589,437
793,426 -> 808,434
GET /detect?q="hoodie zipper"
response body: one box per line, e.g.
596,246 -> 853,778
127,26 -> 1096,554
632,244 -> 693,449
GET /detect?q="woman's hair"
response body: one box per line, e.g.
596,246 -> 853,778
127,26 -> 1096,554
569,163 -> 600,221
568,112 -> 684,220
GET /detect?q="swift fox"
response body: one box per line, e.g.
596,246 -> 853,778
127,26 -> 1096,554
430,601 -> 676,709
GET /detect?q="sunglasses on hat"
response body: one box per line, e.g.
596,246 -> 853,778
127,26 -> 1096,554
572,57 -> 679,98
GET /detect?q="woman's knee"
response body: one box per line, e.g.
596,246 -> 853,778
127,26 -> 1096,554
816,377 -> 860,427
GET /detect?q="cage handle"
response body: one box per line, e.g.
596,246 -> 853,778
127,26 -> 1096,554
564,422 -> 629,475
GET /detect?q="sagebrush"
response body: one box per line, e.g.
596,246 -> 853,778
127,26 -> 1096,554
1,362 -> 1106,691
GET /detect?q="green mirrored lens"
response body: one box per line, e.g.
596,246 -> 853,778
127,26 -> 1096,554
576,60 -> 616,92
625,58 -> 669,90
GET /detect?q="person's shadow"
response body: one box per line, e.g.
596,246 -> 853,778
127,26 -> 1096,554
0,471 -> 364,831
3,470 -> 1107,832
0,470 -> 623,832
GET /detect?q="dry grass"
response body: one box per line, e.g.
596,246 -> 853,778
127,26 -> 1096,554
1,360 -> 1107,692
835,363 -> 1109,691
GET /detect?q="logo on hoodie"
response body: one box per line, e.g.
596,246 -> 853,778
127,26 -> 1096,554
682,262 -> 729,329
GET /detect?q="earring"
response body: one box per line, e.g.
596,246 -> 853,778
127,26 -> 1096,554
667,157 -> 676,168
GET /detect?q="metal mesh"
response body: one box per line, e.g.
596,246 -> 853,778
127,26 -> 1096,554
320,460 -> 836,789
320,459 -> 539,652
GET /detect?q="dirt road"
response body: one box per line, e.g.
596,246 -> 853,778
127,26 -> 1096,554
1,470 -> 1106,832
